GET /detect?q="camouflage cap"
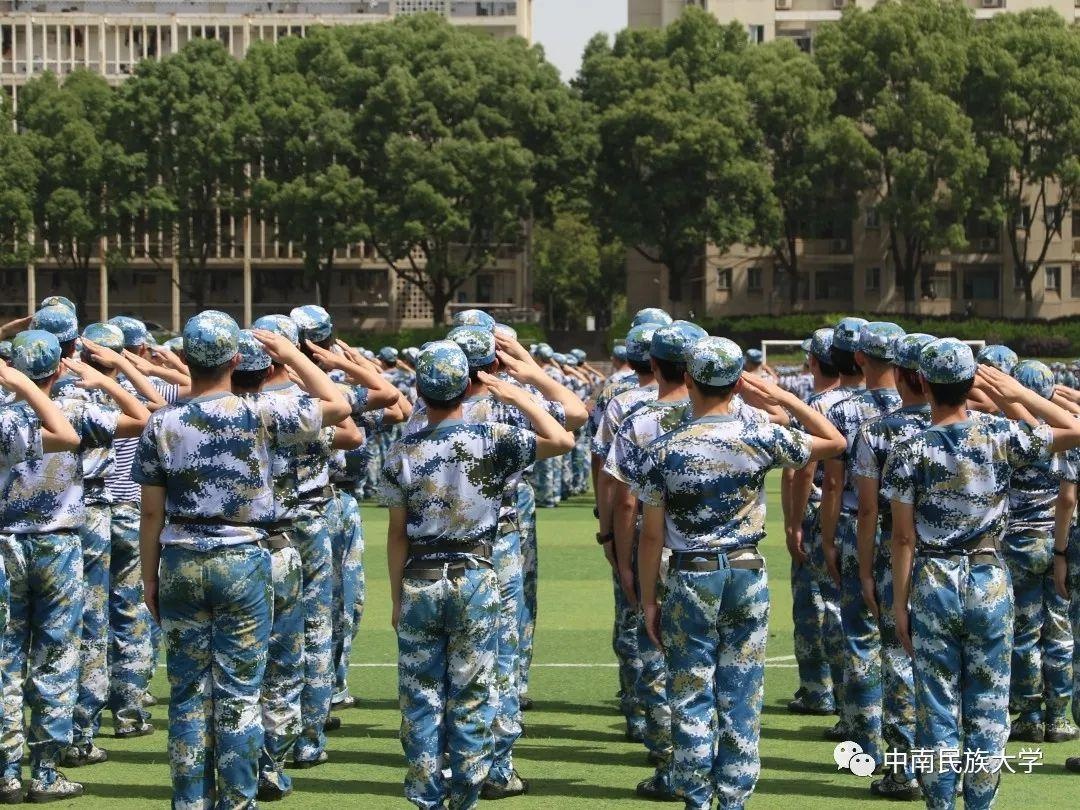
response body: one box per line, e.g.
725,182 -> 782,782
650,321 -> 707,362
81,322 -> 125,352
493,323 -> 518,341
859,322 -> 906,361
377,346 -> 400,365
800,337 -> 813,353
976,344 -> 1018,375
0,340 -> 11,362
12,330 -> 62,380
401,346 -> 420,366
236,329 -> 272,372
564,355 -> 579,367
108,315 -> 150,348
164,336 -> 184,353
687,336 -> 744,387
892,332 -> 936,371
252,314 -> 300,346
612,344 -> 628,361
919,338 -> 977,384
833,317 -> 869,353
361,349 -> 376,361
289,305 -> 333,343
451,309 -> 496,331
631,308 -> 673,327
1011,359 -> 1055,400
809,328 -> 834,363
625,323 -> 661,362
183,310 -> 240,368
415,340 -> 470,401
40,295 -> 76,315
535,342 -> 554,361
31,305 -> 78,343
448,325 -> 496,368
570,348 -> 587,362
553,352 -> 568,365
746,348 -> 764,364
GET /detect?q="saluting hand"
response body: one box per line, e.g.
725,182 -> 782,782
62,358 -> 111,390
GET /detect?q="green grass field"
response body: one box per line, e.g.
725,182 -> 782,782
66,475 -> 1074,807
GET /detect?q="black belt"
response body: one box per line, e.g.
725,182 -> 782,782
258,531 -> 293,551
334,479 -> 360,490
408,542 -> 492,560
672,547 -> 764,572
918,538 -> 1002,566
404,559 -> 493,580
298,486 -> 334,505
170,515 -> 251,529
83,478 -> 106,490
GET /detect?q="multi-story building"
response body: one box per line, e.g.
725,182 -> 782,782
0,1 -> 534,330
626,0 -> 1080,321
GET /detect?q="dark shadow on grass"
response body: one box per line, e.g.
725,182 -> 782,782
760,755 -> 833,774
524,778 -> 639,800
760,724 -> 836,742
756,776 -> 874,800
85,782 -> 174,801
527,700 -> 622,717
341,697 -> 399,712
102,749 -> 171,766
331,722 -> 399,740
289,775 -> 402,797
523,722 -> 626,743
312,749 -> 406,769
515,744 -> 649,768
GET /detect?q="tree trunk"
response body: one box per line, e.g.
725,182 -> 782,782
430,282 -> 451,328
1023,273 -> 1034,319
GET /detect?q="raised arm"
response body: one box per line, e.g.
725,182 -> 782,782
495,337 -> 588,431
255,330 -> 350,425
0,361 -> 80,452
479,370 -> 575,459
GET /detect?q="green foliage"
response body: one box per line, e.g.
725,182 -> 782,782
0,96 -> 37,268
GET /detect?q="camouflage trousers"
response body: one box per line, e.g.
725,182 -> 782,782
1069,533 -> 1080,728
838,515 -> 884,765
397,565 -> 499,810
0,531 -> 84,785
293,502 -> 335,763
909,556 -> 1012,810
570,428 -> 589,495
259,545 -> 303,796
1005,539 -> 1073,726
533,457 -> 562,508
330,489 -> 366,703
634,545 -> 672,776
612,571 -> 645,736
362,441 -> 383,501
790,507 -> 842,712
490,527 -> 524,787
874,544 -> 916,782
159,543 -> 272,810
661,558 -> 769,810
73,501 -> 111,748
107,501 -> 154,734
516,481 -> 537,699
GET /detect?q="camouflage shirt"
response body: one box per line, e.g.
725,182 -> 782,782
589,370 -> 640,438
133,390 -> 322,549
376,420 -> 536,552
592,383 -> 659,460
852,403 -> 932,537
826,387 -> 901,515
634,415 -> 813,552
2,397 -> 118,534
881,414 -> 1053,552
605,398 -> 694,487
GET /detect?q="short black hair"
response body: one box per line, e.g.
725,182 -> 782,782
420,390 -> 467,411
60,339 -> 77,359
898,368 -> 925,396
812,354 -> 839,379
653,357 -> 686,384
928,378 -> 974,407
468,359 -> 498,383
80,351 -> 113,375
188,359 -> 234,383
831,347 -> 862,377
693,379 -> 737,399
231,367 -> 270,391
628,359 -> 652,375
299,335 -> 333,360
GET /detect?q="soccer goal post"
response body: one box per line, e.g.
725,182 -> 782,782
762,338 -> 986,366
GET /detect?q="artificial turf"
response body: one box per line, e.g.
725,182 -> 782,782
61,474 -> 1075,807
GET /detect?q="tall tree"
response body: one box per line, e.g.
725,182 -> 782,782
963,9 -> 1080,314
533,210 -> 625,330
341,15 -> 588,325
815,0 -> 986,309
577,8 -> 774,312
739,40 -> 875,306
0,95 -> 37,269
18,70 -> 139,314
117,39 -> 257,310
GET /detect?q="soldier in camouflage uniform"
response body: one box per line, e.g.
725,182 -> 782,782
1003,360 -> 1078,744
134,312 -> 350,808
604,321 -> 705,801
635,337 -> 845,810
532,344 -> 565,508
0,344 -> 83,803
783,327 -> 848,718
820,321 -> 905,765
378,341 -> 574,810
851,332 -> 936,801
884,343 -> 1080,810
0,329 -> 148,801
1055,442 -> 1080,775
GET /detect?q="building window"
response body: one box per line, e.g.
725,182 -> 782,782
962,267 -> 999,301
1071,264 -> 1080,297
747,266 -> 763,292
476,273 -> 494,303
814,268 -> 853,302
1045,204 -> 1063,234
865,207 -> 880,230
717,268 -> 732,291
1046,265 -> 1061,293
865,266 -> 880,293
747,25 -> 765,45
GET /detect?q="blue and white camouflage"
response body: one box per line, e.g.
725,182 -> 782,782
182,311 -> 240,368
30,306 -> 78,343
452,309 -> 496,331
81,322 -> 125,352
252,314 -> 300,345
631,308 -> 673,327
12,330 -> 63,380
107,316 -> 149,348
289,305 -> 333,343
977,344 -> 1019,374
